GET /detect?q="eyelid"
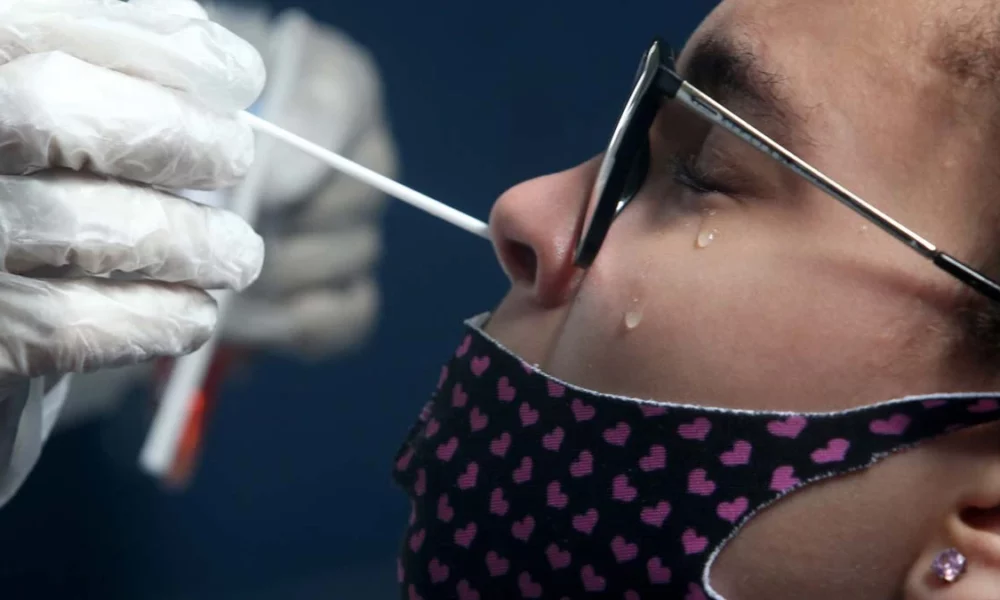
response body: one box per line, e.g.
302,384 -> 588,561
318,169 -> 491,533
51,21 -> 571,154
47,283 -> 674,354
671,154 -> 721,194
691,134 -> 778,197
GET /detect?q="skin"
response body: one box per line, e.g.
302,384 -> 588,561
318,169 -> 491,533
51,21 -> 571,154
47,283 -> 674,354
482,0 -> 1000,597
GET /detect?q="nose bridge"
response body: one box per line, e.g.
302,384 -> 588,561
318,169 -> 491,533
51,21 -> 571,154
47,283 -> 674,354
488,158 -> 600,307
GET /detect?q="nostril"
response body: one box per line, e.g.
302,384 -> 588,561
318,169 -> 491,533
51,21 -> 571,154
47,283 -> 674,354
504,240 -> 538,285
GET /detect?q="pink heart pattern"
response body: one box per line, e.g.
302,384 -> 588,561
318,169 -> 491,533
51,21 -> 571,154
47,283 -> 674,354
811,438 -> 850,464
869,414 -> 910,436
512,456 -> 533,485
570,450 -> 594,478
489,432 -> 511,458
485,551 -> 508,577
519,402 -> 540,427
611,536 -> 639,563
580,565 -> 607,592
497,377 -> 516,403
542,427 -> 565,452
454,522 -> 477,548
968,399 -> 1000,414
546,543 -> 572,570
518,572 -> 542,598
603,421 -> 631,446
489,487 -> 509,517
681,529 -> 708,555
470,356 -> 490,377
647,557 -> 672,584
677,417 -> 712,441
547,481 -> 569,509
437,494 -> 454,523
436,437 -> 458,462
469,407 -> 489,432
770,466 -> 800,492
767,415 -> 807,439
572,508 -> 599,535
686,583 -> 709,600
687,469 -> 716,497
639,445 -> 667,472
395,326 -> 1000,599
451,383 -> 468,408
456,579 -> 479,600
716,497 -> 749,524
571,398 -> 596,422
457,462 -> 479,490
640,501 -> 671,528
719,440 -> 752,466
428,558 -> 449,584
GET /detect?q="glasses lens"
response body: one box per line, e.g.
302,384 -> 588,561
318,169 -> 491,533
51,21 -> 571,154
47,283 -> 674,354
574,43 -> 661,267
618,139 -> 650,214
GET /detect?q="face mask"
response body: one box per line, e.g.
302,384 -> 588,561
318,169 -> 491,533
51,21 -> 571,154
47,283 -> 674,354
393,314 -> 1000,600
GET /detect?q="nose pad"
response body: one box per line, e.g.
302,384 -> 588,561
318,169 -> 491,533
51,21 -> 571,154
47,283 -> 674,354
616,139 -> 650,216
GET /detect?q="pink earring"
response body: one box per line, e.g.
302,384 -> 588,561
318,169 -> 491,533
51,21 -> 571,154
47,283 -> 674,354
931,548 -> 967,583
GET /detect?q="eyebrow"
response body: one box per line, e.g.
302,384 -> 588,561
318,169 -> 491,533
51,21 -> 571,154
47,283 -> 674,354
679,34 -> 810,149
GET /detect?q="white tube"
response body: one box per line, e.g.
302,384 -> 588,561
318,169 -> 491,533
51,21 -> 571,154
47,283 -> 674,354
139,14 -> 309,477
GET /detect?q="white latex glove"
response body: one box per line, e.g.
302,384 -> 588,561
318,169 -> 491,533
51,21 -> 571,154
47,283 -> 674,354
207,3 -> 399,358
59,4 -> 400,431
0,0 -> 266,490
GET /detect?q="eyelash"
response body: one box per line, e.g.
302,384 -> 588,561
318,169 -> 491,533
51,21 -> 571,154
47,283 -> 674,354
671,154 -> 723,195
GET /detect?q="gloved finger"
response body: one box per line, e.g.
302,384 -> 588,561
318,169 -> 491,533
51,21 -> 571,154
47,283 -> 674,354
0,274 -> 217,378
288,126 -> 398,230
0,52 -> 253,189
0,0 -> 264,112
200,2 -> 272,48
128,0 -> 208,19
0,172 -> 263,291
223,278 -> 379,358
251,226 -> 380,297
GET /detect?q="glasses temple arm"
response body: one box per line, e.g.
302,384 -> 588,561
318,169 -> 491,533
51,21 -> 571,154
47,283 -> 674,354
668,78 -> 1000,304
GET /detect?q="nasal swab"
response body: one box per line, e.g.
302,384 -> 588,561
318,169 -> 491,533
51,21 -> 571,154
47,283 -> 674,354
139,111 -> 491,478
241,112 -> 491,239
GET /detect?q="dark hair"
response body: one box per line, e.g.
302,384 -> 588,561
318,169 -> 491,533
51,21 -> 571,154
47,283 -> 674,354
925,4 -> 1000,360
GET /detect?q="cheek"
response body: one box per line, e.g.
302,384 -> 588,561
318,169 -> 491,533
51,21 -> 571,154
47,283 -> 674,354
713,442 -> 956,599
547,199 -> 931,409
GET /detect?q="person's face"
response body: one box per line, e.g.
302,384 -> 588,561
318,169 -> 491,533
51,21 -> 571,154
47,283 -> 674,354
482,0 -> 1000,597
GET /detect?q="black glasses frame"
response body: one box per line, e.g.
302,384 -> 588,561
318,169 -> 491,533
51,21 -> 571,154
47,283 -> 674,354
574,38 -> 1000,304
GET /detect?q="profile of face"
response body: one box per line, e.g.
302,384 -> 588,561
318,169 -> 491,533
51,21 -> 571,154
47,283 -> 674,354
481,0 -> 1000,597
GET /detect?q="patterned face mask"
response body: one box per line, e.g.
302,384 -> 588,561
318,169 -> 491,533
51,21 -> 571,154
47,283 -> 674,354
393,314 -> 1000,599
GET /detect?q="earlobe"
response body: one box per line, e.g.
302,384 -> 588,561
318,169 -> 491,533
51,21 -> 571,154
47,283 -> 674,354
903,506 -> 1000,599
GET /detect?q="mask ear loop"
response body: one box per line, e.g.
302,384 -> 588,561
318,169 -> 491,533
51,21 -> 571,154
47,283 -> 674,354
139,110 -> 491,479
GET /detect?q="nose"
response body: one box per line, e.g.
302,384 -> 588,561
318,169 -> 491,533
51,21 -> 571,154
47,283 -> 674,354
488,158 -> 598,308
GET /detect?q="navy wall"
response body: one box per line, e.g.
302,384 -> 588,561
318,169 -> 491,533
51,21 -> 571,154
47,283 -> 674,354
0,2 -> 715,598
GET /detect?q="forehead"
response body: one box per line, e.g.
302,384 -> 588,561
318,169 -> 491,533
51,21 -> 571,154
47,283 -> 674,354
680,0 -> 998,127
682,0 -> 937,105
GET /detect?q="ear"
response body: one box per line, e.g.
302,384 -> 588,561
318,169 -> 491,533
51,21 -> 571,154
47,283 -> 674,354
903,481 -> 1000,599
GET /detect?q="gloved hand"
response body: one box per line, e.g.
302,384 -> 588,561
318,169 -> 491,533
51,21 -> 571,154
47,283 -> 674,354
59,4 -> 400,431
206,3 -> 399,359
0,0 -> 266,490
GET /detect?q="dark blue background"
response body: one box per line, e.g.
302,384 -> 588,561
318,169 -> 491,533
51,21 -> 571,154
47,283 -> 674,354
0,2 -> 713,598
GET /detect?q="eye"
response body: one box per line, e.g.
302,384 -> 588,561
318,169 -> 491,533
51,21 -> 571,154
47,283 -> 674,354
671,154 -> 724,195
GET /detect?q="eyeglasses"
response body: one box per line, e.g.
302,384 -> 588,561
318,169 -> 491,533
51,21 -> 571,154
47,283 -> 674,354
574,38 -> 1000,304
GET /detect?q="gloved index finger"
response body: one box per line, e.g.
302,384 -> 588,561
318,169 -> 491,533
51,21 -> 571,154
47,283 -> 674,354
0,0 -> 265,112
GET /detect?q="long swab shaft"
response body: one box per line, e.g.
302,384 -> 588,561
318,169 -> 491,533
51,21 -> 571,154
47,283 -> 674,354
240,112 -> 491,239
